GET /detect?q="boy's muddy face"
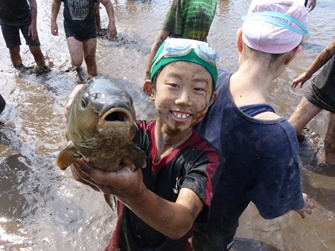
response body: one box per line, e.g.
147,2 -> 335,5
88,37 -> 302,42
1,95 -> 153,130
152,61 -> 215,133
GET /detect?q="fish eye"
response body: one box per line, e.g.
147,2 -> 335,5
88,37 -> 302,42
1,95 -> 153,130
81,96 -> 89,108
122,92 -> 132,104
80,93 -> 90,108
121,93 -> 128,99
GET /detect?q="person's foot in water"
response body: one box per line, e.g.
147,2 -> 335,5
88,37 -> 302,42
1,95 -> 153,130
33,64 -> 51,75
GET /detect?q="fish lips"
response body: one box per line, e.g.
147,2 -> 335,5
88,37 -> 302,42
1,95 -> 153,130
98,107 -> 135,128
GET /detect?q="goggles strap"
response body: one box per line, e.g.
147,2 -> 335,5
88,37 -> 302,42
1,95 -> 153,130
242,11 -> 308,35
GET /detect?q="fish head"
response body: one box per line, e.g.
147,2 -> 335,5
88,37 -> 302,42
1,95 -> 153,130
67,78 -> 137,149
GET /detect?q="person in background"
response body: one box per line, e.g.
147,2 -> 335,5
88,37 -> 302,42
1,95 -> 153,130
0,94 -> 6,115
94,0 -> 107,36
95,1 -> 101,34
304,0 -> 316,12
144,0 -> 217,81
68,38 -> 221,250
0,0 -> 50,74
51,0 -> 117,83
289,39 -> 335,166
192,0 -> 314,250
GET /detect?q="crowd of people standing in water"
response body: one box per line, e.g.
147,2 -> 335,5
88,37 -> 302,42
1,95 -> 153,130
1,0 -> 334,250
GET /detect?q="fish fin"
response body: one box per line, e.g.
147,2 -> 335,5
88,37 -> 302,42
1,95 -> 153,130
56,144 -> 81,170
126,144 -> 147,170
104,194 -> 116,211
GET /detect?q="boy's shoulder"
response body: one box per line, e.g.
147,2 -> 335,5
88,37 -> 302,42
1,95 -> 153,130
187,130 -> 221,161
190,130 -> 216,148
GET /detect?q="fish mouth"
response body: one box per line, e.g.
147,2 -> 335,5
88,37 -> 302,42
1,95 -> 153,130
98,108 -> 134,127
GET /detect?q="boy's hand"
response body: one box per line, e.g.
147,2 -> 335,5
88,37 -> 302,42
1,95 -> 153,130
28,24 -> 38,41
291,72 -> 311,88
307,0 -> 316,12
70,158 -> 145,199
107,23 -> 117,39
295,193 -> 314,218
51,22 -> 58,36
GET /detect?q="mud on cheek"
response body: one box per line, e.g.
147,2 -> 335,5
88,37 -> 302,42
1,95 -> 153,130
193,110 -> 207,123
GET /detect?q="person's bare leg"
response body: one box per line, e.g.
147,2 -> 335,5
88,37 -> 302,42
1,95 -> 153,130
322,112 -> 335,165
67,37 -> 88,82
29,45 -> 45,66
289,97 -> 322,136
9,45 -> 23,67
83,38 -> 97,76
67,37 -> 84,68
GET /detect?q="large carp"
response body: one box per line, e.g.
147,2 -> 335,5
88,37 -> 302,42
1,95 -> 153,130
57,78 -> 147,172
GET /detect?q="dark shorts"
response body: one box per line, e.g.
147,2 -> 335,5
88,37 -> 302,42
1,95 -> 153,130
64,20 -> 97,42
305,56 -> 335,114
0,22 -> 41,48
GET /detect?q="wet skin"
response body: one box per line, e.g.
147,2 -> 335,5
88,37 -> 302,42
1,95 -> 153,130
151,61 -> 217,136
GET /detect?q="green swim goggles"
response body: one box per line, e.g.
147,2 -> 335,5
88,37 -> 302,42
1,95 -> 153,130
150,38 -> 219,87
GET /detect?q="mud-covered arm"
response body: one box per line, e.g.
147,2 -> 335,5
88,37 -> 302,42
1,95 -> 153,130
71,159 -> 203,239
51,0 -> 61,36
292,40 -> 335,88
100,0 -> 117,38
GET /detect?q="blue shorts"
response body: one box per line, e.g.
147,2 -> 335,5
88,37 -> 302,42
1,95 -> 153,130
0,22 -> 41,49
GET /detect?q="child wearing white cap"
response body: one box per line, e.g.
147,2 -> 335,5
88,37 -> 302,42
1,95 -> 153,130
193,0 -> 314,250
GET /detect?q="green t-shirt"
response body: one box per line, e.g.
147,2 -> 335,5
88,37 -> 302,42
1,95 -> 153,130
161,0 -> 217,41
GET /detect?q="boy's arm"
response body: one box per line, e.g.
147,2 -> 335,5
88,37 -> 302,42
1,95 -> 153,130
144,30 -> 170,82
95,2 -> 101,33
71,158 -> 203,239
292,40 -> 335,88
51,0 -> 61,36
307,0 -> 316,12
123,186 -> 203,239
28,0 -> 38,41
144,0 -> 182,82
99,0 -> 117,38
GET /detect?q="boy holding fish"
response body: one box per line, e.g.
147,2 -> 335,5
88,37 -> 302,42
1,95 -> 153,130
64,38 -> 222,250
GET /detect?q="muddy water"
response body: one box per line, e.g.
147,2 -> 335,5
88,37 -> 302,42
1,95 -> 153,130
0,0 -> 334,250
